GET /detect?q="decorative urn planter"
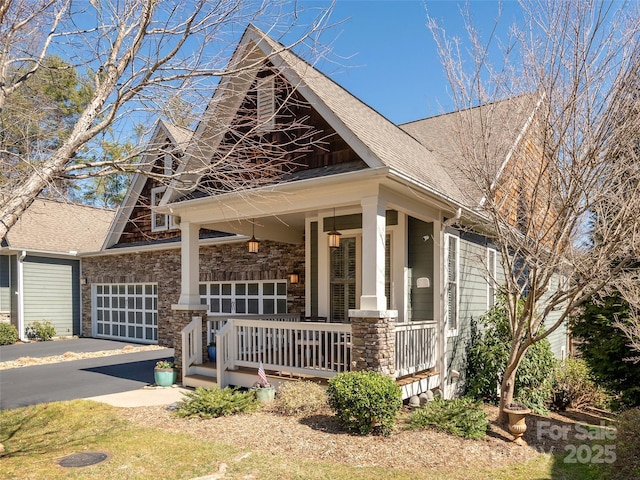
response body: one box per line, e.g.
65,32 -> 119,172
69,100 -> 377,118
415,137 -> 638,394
503,403 -> 531,445
251,385 -> 276,403
154,360 -> 177,387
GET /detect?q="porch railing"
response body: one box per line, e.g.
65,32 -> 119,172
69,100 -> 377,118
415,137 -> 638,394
394,321 -> 437,377
216,318 -> 351,388
206,313 -> 301,346
180,316 -> 203,384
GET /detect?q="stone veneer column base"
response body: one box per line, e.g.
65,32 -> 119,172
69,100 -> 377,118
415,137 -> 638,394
169,308 -> 207,374
348,309 -> 398,377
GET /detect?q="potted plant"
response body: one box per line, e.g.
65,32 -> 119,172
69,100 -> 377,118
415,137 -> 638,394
250,362 -> 275,403
154,360 -> 177,387
503,402 -> 531,445
207,341 -> 217,362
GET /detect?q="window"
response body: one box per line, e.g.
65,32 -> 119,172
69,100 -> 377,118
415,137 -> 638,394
487,248 -> 497,308
257,75 -> 275,132
445,234 -> 459,335
151,186 -> 168,231
200,280 -> 287,315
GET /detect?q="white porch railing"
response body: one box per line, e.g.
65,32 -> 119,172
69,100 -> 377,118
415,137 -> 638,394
180,316 -> 203,385
395,321 -> 437,377
216,318 -> 351,388
206,313 -> 301,346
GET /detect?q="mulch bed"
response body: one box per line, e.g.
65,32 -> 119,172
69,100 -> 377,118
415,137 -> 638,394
117,403 -> 614,472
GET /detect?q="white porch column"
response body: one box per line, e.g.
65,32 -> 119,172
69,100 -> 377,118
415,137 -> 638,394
173,221 -> 205,309
360,195 -> 387,311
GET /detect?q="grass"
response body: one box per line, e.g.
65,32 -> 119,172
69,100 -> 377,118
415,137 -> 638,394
0,400 -> 605,480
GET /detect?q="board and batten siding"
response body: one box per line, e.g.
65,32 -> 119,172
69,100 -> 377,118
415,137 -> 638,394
22,256 -> 80,336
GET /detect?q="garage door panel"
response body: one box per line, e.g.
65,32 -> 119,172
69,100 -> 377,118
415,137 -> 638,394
92,283 -> 157,344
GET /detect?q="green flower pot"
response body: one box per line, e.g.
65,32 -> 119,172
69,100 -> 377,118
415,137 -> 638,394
154,368 -> 177,387
251,386 -> 276,403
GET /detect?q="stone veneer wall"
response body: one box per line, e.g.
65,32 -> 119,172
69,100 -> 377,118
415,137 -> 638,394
81,240 -> 305,347
350,314 -> 396,377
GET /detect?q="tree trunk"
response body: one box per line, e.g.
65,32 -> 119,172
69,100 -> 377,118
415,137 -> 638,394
498,357 -> 519,424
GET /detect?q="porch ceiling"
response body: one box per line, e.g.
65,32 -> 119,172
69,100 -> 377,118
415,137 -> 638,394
200,213 -> 306,245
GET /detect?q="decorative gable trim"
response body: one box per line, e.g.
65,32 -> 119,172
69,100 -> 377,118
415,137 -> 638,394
102,120 -> 192,249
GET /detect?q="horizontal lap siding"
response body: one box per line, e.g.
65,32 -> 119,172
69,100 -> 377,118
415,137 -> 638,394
23,257 -> 79,336
447,238 -> 492,392
542,274 -> 568,359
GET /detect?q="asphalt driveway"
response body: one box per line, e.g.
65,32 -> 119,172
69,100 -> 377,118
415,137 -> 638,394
0,339 -> 174,410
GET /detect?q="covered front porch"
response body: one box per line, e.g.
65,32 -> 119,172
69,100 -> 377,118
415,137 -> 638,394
181,314 -> 439,399
165,178 -> 454,399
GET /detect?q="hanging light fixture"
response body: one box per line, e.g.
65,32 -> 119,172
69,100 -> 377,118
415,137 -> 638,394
328,208 -> 341,249
247,219 -> 259,253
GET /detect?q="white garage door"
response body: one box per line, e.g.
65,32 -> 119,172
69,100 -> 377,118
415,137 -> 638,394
92,283 -> 158,343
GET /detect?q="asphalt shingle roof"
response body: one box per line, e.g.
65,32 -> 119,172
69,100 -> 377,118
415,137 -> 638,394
5,199 -> 115,254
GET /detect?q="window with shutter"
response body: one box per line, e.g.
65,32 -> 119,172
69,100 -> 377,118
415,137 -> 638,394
330,237 -> 356,322
487,248 -> 497,308
445,234 -> 459,334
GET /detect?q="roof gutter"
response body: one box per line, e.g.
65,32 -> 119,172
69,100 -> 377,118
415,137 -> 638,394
387,168 -> 489,225
0,247 -> 81,259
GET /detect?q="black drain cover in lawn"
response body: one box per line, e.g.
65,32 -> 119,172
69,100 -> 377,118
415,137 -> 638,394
58,451 -> 108,468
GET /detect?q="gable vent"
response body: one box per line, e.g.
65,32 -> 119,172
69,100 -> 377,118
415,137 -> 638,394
257,75 -> 275,132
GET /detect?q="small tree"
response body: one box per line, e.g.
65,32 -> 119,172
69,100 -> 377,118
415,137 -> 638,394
429,0 -> 640,421
466,296 -> 556,414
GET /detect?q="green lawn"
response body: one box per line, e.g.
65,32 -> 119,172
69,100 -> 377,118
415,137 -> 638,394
0,401 -> 606,480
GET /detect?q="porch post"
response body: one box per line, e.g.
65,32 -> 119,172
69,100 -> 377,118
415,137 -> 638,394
360,195 -> 387,310
174,221 -> 204,308
171,221 -> 206,373
349,195 -> 398,377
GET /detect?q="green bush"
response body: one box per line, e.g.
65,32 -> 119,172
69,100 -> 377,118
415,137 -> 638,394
26,320 -> 56,341
175,386 -> 258,418
465,295 -> 557,414
571,294 -> 640,409
327,371 -> 402,436
408,397 -> 489,439
0,323 -> 19,345
607,407 -> 640,480
551,358 -> 608,410
273,381 -> 328,417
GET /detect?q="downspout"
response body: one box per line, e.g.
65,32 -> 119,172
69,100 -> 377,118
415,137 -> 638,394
17,250 -> 27,342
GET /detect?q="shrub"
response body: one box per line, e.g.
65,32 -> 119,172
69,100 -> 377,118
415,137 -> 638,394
571,294 -> 640,409
0,323 -> 18,345
551,358 -> 609,411
607,407 -> 640,480
465,295 -> 557,414
327,371 -> 402,436
26,320 -> 56,341
273,381 -> 328,417
176,386 -> 258,418
408,397 -> 489,439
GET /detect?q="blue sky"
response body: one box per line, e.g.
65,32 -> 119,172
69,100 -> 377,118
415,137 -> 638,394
295,1 -> 524,124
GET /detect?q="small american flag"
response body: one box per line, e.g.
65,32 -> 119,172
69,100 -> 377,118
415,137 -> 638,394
258,361 -> 268,386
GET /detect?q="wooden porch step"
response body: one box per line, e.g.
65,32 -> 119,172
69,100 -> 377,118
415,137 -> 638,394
183,374 -> 218,389
395,369 -> 439,388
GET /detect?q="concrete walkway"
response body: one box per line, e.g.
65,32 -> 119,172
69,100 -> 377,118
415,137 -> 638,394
86,386 -> 191,407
